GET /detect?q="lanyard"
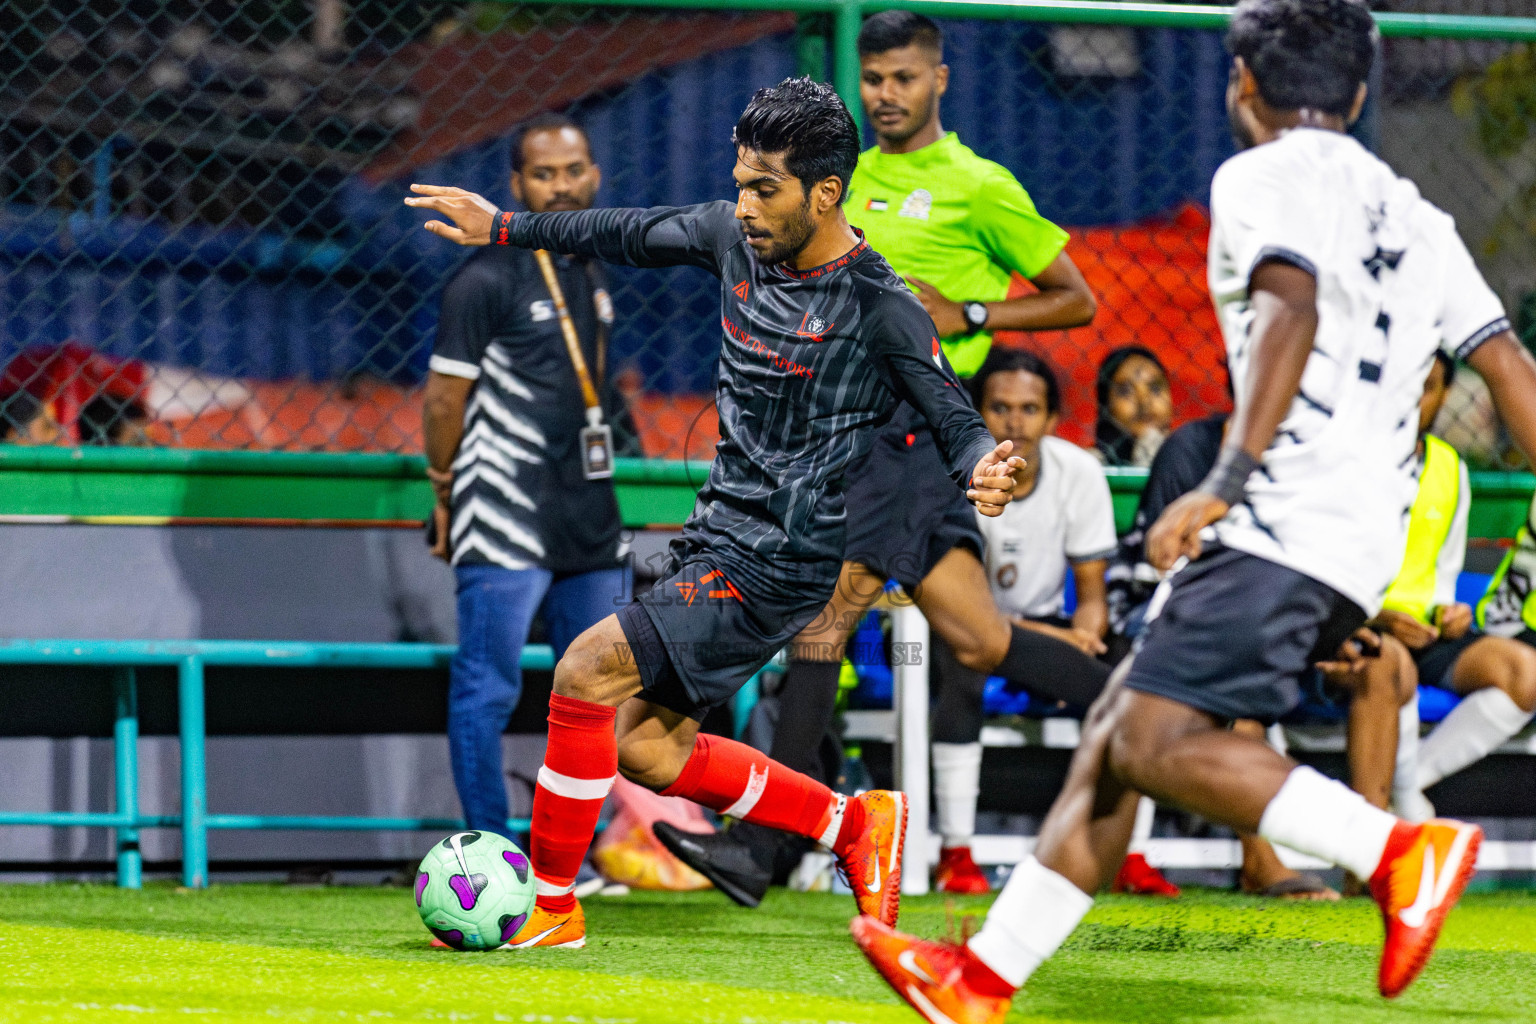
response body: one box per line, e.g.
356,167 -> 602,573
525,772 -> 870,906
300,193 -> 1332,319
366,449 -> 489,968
532,249 -> 604,413
532,249 -> 614,479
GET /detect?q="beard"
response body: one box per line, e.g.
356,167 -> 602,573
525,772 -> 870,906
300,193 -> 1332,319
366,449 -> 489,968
751,198 -> 816,266
874,93 -> 937,147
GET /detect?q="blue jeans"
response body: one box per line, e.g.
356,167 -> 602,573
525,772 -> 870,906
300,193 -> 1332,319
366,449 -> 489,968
449,563 -> 630,837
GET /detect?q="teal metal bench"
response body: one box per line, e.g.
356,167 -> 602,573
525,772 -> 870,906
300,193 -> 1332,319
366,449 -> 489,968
0,639 -> 552,889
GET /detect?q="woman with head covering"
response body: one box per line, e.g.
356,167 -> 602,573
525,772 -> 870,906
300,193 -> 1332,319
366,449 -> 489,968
1094,345 -> 1174,466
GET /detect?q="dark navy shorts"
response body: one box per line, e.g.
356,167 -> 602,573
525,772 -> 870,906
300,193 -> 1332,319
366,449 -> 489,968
617,549 -> 834,722
842,422 -> 981,591
1123,547 -> 1366,725
1413,632 -> 1483,690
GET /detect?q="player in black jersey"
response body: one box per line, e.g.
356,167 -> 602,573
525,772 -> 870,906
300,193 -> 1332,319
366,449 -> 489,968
407,78 -> 1024,947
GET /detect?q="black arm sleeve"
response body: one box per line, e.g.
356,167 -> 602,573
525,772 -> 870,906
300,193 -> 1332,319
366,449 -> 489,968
864,287 -> 996,489
507,202 -> 739,274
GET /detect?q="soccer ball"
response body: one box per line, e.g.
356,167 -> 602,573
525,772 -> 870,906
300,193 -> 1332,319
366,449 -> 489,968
414,831 -> 536,950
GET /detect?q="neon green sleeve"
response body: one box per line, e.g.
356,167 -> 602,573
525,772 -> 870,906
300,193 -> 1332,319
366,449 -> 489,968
972,171 -> 1070,281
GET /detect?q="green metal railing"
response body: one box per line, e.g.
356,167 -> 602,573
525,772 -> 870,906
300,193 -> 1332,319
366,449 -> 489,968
0,639 -> 552,889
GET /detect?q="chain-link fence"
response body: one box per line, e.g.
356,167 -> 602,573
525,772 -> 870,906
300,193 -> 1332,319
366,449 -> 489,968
2,1 -> 1534,467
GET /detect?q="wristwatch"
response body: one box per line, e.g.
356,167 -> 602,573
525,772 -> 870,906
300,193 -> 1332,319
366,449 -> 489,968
963,301 -> 989,331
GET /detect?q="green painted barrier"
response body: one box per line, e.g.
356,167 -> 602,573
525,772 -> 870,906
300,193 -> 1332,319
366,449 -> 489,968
1,445 -> 1530,541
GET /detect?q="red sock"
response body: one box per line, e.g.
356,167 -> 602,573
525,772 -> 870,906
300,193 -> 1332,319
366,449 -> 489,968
661,733 -> 842,843
530,694 -> 617,912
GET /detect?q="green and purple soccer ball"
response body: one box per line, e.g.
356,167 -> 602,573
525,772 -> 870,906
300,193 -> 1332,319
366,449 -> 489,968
414,831 -> 536,950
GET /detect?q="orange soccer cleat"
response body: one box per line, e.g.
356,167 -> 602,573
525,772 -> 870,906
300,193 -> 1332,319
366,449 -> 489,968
850,915 -> 1015,1024
935,846 -> 992,895
1370,818 -> 1482,998
1112,852 -> 1181,897
502,899 -> 587,950
836,790 -> 908,927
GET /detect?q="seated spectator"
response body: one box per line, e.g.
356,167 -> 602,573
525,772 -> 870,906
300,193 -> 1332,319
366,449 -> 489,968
1107,403 -> 1413,899
1382,353 -> 1536,821
972,349 -> 1116,650
944,347 -> 1177,896
1093,344 -> 1173,467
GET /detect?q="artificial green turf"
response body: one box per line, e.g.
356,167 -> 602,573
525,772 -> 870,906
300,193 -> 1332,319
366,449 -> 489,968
0,883 -> 1531,1023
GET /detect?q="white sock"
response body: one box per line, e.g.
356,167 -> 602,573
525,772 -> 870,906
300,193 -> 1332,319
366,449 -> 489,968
967,856 -> 1092,989
933,741 -> 982,848
1129,796 -> 1155,854
1257,766 -> 1398,881
1417,687 -> 1533,790
1392,694 -> 1426,817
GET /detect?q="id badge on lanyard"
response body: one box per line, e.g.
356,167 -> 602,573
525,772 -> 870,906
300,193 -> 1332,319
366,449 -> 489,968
580,408 -> 614,480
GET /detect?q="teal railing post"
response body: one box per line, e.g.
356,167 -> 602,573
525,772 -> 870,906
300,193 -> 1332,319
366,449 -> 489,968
112,667 -> 141,889
178,655 -> 208,888
833,0 -> 863,120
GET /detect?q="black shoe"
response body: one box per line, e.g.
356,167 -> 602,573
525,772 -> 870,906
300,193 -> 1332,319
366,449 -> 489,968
653,822 -> 773,908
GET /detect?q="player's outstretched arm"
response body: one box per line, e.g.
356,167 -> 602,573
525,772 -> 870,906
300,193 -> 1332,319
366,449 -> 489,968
406,186 -> 732,271
1468,331 -> 1536,471
1146,259 -> 1317,570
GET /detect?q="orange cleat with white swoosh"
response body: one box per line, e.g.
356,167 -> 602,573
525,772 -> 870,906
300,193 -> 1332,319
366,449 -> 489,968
836,790 -> 907,927
1370,818 -> 1481,998
502,899 -> 586,950
850,915 -> 1014,1024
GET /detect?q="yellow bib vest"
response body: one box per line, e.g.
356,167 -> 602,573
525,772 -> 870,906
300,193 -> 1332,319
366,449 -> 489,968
1381,435 -> 1462,624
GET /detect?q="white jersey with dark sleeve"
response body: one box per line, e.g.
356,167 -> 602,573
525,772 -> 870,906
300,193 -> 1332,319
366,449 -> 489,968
1207,128 -> 1509,614
505,202 -> 996,585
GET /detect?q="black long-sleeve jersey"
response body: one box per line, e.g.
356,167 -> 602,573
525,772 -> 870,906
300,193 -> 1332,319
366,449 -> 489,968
503,201 -> 997,583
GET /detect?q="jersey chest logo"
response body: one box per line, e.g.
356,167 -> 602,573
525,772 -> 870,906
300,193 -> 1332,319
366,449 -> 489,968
733,280 -> 750,302
796,311 -> 834,343
529,300 -> 555,322
899,189 -> 932,220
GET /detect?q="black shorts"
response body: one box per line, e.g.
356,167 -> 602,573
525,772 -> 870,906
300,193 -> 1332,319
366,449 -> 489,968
1123,547 -> 1366,725
617,552 -> 834,721
1414,632 -> 1483,690
842,421 -> 981,592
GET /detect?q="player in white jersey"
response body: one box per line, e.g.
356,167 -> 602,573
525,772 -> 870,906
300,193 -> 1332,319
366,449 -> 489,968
852,2 -> 1536,1018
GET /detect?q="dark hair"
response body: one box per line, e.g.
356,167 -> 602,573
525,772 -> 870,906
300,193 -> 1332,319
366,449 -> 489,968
510,113 -> 590,174
857,10 -> 943,58
1431,349 -> 1456,388
1227,0 -> 1377,117
733,77 -> 860,206
1095,345 -> 1170,464
969,348 -> 1060,416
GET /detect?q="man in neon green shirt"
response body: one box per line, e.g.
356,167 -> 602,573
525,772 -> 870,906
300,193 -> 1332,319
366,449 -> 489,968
847,12 -> 1094,377
655,12 -> 1108,900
